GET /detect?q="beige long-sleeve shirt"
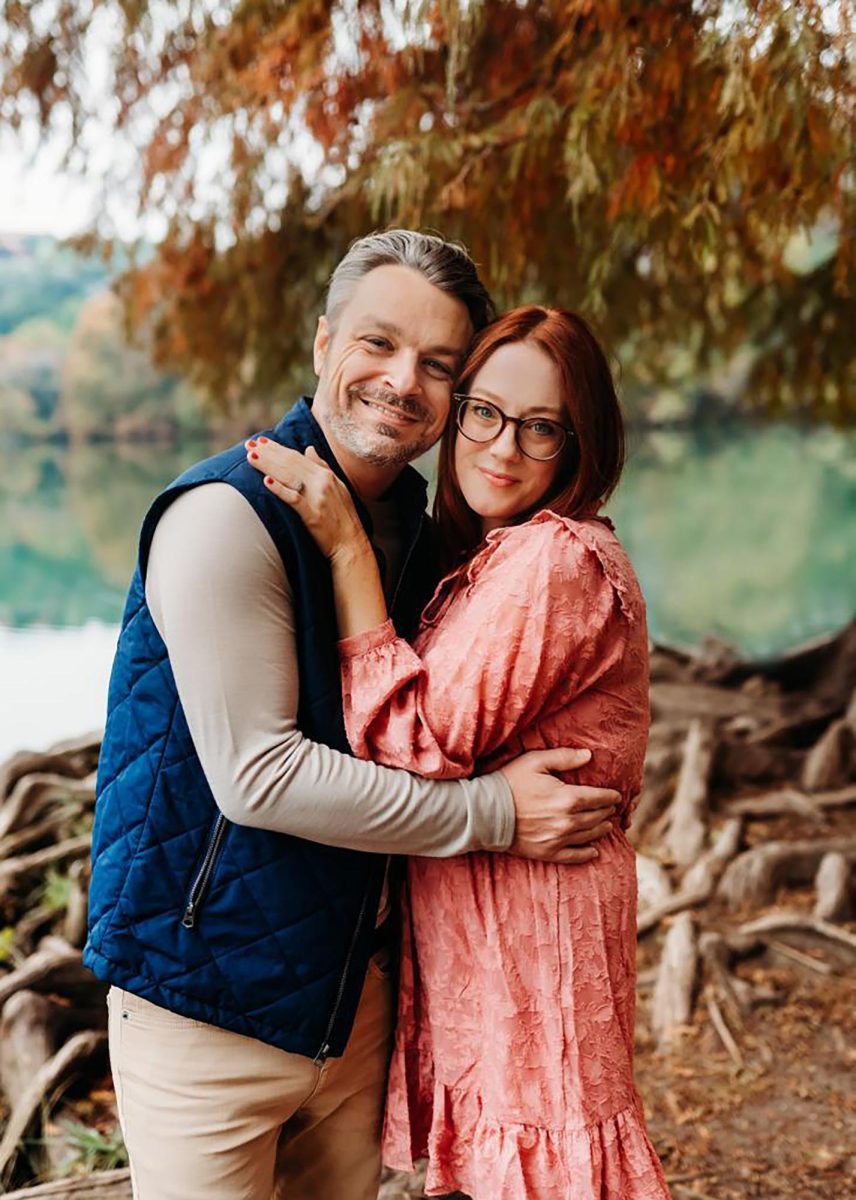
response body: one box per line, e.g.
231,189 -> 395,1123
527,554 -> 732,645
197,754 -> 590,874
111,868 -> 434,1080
145,483 -> 515,856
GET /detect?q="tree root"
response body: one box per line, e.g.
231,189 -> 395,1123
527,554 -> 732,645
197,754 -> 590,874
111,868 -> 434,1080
716,838 -> 856,910
0,773 -> 94,842
813,852 -> 853,922
703,985 -> 744,1068
0,735 -> 100,814
638,819 -> 742,935
0,836 -> 93,899
663,721 -> 715,868
0,1170 -> 132,1198
0,939 -> 89,1008
722,783 -> 856,819
0,992 -> 56,1117
734,910 -> 856,955
0,1031 -> 107,1183
652,913 -> 698,1050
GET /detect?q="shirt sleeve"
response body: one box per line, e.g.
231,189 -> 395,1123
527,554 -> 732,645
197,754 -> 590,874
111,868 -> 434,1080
144,483 -> 515,855
339,514 -> 626,779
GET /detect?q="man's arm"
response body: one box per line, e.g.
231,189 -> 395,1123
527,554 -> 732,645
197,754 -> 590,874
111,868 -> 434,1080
146,484 -> 514,855
146,484 -> 617,861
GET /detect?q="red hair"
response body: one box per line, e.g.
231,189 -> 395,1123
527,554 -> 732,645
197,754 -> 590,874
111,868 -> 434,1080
434,306 -> 625,571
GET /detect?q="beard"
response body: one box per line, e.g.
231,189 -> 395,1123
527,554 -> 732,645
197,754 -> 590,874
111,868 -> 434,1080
325,384 -> 438,466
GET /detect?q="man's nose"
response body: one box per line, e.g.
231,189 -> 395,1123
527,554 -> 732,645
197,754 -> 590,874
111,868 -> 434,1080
383,351 -> 420,397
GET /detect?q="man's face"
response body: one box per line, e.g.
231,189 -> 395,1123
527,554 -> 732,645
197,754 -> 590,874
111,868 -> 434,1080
312,264 -> 473,467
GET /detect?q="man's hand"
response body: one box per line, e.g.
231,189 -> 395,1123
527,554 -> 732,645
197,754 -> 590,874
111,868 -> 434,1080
501,748 -> 620,864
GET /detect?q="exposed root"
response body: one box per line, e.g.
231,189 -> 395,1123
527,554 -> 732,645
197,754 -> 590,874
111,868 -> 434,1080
813,851 -> 854,922
652,912 -> 698,1050
703,985 -> 744,1068
0,939 -> 88,1008
0,1031 -> 107,1182
638,819 -> 742,935
1,1171 -> 132,1198
663,721 -> 716,868
722,783 -> 856,819
735,911 -> 856,955
716,838 -> 856,910
0,835 -> 93,899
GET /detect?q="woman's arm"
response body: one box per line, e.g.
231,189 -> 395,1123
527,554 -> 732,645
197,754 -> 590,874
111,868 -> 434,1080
247,442 -> 631,783
339,516 -> 628,778
247,438 -> 390,638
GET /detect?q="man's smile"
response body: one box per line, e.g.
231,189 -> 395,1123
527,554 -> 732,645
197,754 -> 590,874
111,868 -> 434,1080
359,396 -> 421,426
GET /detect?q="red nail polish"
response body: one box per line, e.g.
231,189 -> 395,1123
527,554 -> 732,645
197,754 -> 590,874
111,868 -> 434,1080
259,436 -> 268,444
247,439 -> 256,447
250,452 -> 259,460
264,476 -> 273,485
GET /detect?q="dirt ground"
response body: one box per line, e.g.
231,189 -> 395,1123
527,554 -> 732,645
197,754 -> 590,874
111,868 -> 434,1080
379,966 -> 856,1200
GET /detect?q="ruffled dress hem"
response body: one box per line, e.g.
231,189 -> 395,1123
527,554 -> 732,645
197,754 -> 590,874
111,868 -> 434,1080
384,1088 -> 671,1200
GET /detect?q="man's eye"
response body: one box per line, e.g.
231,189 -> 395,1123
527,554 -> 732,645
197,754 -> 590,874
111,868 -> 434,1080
424,358 -> 454,378
363,336 -> 391,349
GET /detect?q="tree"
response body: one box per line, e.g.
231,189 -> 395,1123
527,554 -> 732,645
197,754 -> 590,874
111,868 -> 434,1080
59,291 -> 217,440
1,0 -> 853,417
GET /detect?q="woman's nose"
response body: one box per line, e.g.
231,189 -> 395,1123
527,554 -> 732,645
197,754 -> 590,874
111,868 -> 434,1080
489,421 -> 522,461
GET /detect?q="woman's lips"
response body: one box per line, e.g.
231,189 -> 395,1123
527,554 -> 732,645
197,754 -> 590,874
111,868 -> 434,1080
477,466 -> 519,487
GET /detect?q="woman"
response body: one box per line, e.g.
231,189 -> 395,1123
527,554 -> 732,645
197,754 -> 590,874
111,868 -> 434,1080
248,307 -> 670,1199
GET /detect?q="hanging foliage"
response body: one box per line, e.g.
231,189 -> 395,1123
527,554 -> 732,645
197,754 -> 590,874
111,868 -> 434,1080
1,0 -> 853,416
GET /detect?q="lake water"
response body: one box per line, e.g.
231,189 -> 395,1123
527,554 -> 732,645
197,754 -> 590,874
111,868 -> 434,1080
1,423 -> 854,760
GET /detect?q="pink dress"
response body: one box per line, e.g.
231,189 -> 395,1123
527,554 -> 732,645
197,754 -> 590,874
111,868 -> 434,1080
339,511 -> 670,1200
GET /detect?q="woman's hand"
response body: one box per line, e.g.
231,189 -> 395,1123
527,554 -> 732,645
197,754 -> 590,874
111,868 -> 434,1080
246,436 -> 389,637
245,438 -> 369,563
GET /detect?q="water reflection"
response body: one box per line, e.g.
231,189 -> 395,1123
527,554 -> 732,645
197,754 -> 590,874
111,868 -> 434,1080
1,425 -> 854,655
608,424 -> 855,655
0,439 -> 204,626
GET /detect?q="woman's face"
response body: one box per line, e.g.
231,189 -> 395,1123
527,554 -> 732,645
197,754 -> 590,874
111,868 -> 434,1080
453,340 -> 568,534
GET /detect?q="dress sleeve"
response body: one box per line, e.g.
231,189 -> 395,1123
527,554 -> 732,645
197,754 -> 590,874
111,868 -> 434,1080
339,515 -> 627,779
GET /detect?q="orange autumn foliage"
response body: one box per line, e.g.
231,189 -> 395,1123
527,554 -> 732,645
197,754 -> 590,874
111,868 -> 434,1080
1,0 -> 853,417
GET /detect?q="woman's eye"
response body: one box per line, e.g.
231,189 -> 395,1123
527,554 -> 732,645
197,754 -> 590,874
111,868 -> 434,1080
473,404 -> 497,421
528,421 -> 555,437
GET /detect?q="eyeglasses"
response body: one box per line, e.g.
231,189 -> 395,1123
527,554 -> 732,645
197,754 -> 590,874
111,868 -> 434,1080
454,395 -> 574,461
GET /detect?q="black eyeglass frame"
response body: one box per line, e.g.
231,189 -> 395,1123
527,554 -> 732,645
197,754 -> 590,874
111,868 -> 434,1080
453,394 -> 574,462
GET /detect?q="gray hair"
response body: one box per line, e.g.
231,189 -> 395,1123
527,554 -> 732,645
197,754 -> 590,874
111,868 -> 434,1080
325,229 -> 496,334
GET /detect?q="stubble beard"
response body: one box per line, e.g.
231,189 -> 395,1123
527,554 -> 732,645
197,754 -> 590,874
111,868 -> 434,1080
325,384 -> 438,466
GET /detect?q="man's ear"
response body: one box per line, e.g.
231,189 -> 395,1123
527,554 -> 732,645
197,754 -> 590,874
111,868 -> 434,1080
313,316 -> 330,376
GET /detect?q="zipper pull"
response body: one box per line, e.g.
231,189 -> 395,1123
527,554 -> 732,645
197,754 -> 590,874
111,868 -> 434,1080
313,1041 -> 330,1066
181,902 -> 196,929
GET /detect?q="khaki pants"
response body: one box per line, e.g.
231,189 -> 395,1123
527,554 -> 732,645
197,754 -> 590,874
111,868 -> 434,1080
107,961 -> 393,1200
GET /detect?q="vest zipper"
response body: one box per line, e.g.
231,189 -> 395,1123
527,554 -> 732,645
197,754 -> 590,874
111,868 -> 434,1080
389,512 -> 425,621
313,504 -> 423,1063
181,814 -> 227,929
360,509 -> 423,1049
313,886 -> 371,1065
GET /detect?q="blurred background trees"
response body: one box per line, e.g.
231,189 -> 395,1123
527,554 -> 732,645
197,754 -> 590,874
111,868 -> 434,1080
1,0 -> 853,418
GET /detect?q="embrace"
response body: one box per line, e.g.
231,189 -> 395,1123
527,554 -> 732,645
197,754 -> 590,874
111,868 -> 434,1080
85,230 -> 670,1199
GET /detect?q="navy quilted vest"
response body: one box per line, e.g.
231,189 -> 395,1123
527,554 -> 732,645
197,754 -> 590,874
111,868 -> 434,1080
83,397 -> 437,1060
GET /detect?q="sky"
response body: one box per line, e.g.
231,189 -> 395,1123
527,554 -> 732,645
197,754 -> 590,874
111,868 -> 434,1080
0,0 -> 344,243
0,3 -> 144,240
0,132 -> 101,237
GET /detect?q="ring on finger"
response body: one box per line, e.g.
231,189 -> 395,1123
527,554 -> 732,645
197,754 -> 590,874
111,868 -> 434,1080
292,480 -> 306,495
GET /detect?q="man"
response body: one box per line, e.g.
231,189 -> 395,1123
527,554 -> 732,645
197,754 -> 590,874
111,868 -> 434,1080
84,230 -> 621,1199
